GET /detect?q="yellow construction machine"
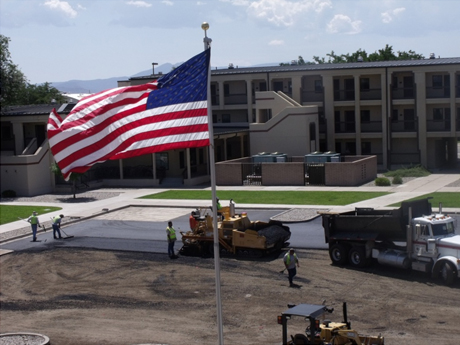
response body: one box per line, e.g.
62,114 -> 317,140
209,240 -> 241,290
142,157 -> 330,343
179,200 -> 290,257
278,302 -> 384,345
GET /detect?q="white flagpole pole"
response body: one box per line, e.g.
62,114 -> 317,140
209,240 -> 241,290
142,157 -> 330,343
202,22 -> 224,345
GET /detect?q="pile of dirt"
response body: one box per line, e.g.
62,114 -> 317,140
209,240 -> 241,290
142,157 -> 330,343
1,248 -> 459,345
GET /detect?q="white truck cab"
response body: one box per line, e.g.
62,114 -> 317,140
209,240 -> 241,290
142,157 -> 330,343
411,214 -> 459,284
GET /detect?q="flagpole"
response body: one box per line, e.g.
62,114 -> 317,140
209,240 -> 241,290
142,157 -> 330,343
202,22 -> 224,345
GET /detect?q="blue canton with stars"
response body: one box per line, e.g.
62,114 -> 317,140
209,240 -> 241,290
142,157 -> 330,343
146,49 -> 210,110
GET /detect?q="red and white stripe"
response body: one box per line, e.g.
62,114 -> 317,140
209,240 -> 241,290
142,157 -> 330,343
47,82 -> 209,180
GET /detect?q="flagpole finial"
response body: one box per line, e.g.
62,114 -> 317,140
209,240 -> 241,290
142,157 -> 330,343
202,22 -> 212,50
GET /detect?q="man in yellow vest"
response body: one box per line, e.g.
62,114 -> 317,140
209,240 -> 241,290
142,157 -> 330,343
283,248 -> 300,287
166,221 -> 178,259
27,211 -> 41,242
52,214 -> 64,240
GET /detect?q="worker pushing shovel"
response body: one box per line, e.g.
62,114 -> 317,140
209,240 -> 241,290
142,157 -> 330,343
51,214 -> 74,239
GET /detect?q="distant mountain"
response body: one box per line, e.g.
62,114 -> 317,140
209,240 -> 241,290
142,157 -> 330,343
51,62 -> 280,94
51,63 -> 175,94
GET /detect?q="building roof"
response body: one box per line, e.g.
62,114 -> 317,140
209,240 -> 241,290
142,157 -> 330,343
210,57 -> 460,76
2,103 -> 75,116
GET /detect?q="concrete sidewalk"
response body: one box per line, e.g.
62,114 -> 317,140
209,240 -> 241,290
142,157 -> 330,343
1,173 -> 459,243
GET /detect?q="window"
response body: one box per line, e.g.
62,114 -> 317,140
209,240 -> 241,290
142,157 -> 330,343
360,78 -> 370,91
433,108 -> 443,121
361,110 -> 370,123
273,81 -> 283,92
314,80 -> 323,93
179,151 -> 185,169
362,142 -> 371,155
391,109 -> 399,123
432,75 -> 443,89
224,84 -> 230,96
199,148 -> 204,164
222,114 -> 231,123
155,153 -> 169,170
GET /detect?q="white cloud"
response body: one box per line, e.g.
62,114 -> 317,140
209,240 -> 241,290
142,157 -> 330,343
43,0 -> 77,18
197,1 -> 206,5
224,0 -> 332,27
77,4 -> 86,11
381,7 -> 405,24
126,1 -> 152,8
269,39 -> 284,45
327,14 -> 362,34
162,0 -> 174,5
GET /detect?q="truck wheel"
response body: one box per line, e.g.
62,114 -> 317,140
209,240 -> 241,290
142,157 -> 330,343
348,246 -> 368,268
440,262 -> 456,286
329,244 -> 348,265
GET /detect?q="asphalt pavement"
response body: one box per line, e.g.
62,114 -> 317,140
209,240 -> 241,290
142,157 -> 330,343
1,172 -> 459,255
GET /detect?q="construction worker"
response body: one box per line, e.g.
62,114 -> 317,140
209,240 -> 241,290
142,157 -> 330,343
166,221 -> 177,259
52,214 -> 64,240
27,211 -> 41,242
284,248 -> 300,287
189,211 -> 198,231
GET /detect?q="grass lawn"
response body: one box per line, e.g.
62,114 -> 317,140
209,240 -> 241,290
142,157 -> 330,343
139,190 -> 390,206
389,192 -> 460,208
0,205 -> 62,225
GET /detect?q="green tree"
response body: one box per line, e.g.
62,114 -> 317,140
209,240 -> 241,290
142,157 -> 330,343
51,162 -> 84,199
293,45 -> 424,65
20,82 -> 65,105
1,34 -> 65,108
1,34 -> 28,107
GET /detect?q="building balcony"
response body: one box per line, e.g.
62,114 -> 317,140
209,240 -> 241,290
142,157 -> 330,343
334,121 -> 355,133
224,94 -> 248,105
426,86 -> 450,98
426,119 -> 451,132
359,88 -> 382,101
211,95 -> 219,106
392,87 -> 415,99
391,120 -> 418,132
360,121 -> 383,132
334,90 -> 355,102
301,90 -> 324,103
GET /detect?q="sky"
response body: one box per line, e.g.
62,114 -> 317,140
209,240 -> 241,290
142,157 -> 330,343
1,0 -> 459,84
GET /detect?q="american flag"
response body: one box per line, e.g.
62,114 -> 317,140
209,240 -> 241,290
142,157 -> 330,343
47,49 -> 211,181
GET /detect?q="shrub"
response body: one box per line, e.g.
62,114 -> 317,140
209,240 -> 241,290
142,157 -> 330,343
375,177 -> 391,186
1,190 -> 17,198
392,175 -> 403,185
384,165 -> 430,178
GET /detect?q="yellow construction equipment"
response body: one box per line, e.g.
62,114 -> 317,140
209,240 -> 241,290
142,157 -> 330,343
179,200 -> 290,257
278,302 -> 384,345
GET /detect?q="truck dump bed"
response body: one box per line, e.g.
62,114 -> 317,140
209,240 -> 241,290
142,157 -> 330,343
322,199 -> 432,243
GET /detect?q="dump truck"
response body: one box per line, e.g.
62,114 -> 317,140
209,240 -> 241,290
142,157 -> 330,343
179,200 -> 290,257
278,302 -> 384,345
321,198 -> 460,285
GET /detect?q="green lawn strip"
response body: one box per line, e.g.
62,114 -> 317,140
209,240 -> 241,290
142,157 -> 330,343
388,192 -> 460,208
139,190 -> 390,206
0,205 -> 62,225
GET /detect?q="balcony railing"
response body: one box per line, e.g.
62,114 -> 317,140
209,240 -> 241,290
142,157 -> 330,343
426,86 -> 450,98
334,121 -> 355,133
360,121 -> 383,132
334,90 -> 355,101
359,88 -> 382,100
426,120 -> 451,132
391,120 -> 418,132
224,94 -> 248,105
392,87 -> 415,99
301,90 -> 324,102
